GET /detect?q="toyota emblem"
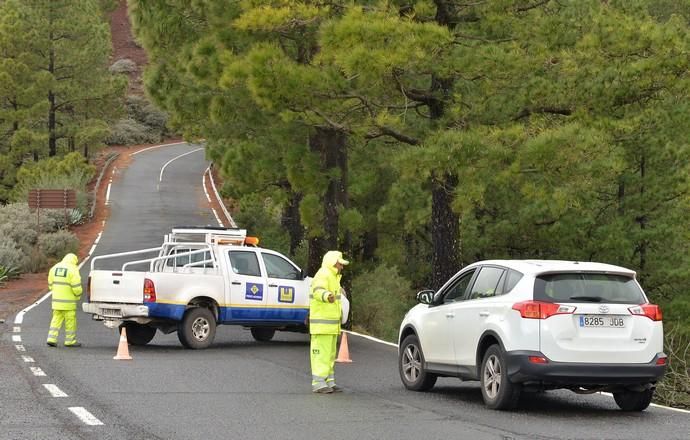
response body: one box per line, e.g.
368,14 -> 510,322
599,305 -> 610,314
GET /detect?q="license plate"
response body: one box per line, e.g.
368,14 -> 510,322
579,315 -> 625,328
100,308 -> 122,317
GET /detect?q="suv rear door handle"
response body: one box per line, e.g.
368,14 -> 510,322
231,281 -> 241,285
268,284 -> 278,288
445,313 -> 455,318
479,311 -> 490,317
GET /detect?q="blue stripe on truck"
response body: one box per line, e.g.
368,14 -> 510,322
221,307 -> 308,323
147,303 -> 308,324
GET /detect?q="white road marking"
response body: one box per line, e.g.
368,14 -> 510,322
158,147 -> 204,184
21,356 -> 35,363
30,367 -> 46,377
15,345 -> 26,352
43,384 -> 68,398
12,335 -> 21,342
207,164 -> 237,227
212,208 -> 224,227
130,141 -> 187,156
344,330 -> 398,348
202,167 -> 212,202
68,407 -> 104,426
13,326 -> 20,333
105,181 -> 112,205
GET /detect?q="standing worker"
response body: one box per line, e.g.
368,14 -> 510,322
46,253 -> 82,347
309,250 -> 349,394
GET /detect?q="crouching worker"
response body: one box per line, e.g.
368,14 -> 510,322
309,250 -> 349,393
46,253 -> 82,347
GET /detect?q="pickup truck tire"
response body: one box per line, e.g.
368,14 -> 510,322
250,327 -> 275,342
178,307 -> 216,349
120,323 -> 156,346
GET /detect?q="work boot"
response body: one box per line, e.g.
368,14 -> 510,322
329,385 -> 343,393
46,341 -> 57,347
64,343 -> 82,348
312,386 -> 333,394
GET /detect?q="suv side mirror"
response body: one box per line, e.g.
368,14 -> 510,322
301,268 -> 308,280
416,289 -> 435,305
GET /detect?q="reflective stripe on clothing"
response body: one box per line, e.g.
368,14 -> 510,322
310,334 -> 337,390
46,310 -> 77,345
310,319 -> 340,325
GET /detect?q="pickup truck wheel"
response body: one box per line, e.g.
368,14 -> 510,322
178,307 -> 216,349
250,327 -> 275,342
120,323 -> 156,346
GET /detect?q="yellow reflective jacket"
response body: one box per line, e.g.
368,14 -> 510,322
48,253 -> 82,311
309,251 -> 344,334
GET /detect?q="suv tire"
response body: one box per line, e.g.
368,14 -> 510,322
251,327 -> 275,342
399,334 -> 437,391
120,323 -> 156,346
178,307 -> 216,349
613,388 -> 654,411
480,344 -> 521,410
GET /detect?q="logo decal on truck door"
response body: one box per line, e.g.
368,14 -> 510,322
245,283 -> 263,301
278,286 -> 295,303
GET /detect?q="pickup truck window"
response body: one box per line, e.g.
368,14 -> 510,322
262,253 -> 300,280
228,251 -> 261,277
167,247 -> 213,268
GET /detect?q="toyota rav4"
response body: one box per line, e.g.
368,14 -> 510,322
398,260 -> 667,411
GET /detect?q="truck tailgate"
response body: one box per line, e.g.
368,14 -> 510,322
89,270 -> 146,303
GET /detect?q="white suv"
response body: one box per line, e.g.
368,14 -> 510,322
398,260 -> 667,411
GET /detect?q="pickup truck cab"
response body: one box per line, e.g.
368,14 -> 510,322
82,227 -> 329,349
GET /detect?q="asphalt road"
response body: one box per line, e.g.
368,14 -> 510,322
1,143 -> 688,440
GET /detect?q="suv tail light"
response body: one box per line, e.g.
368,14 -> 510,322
628,304 -> 662,321
143,278 -> 156,302
512,301 -> 577,319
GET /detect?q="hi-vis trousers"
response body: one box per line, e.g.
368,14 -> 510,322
47,310 -> 78,346
310,334 -> 337,390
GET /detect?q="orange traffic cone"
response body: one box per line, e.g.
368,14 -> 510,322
335,331 -> 353,363
113,327 -> 132,360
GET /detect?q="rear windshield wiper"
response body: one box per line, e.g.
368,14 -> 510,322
568,295 -> 604,302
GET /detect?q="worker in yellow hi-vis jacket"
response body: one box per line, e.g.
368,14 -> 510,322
309,250 -> 349,393
46,253 -> 83,347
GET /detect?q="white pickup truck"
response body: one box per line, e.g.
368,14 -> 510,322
83,227 -> 344,349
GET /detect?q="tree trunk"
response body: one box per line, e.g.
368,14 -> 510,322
306,126 -> 348,272
431,172 -> 460,289
281,190 -> 303,256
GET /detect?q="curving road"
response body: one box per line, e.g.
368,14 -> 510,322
1,143 -> 688,440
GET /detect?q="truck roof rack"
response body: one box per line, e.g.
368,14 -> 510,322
169,226 -> 249,246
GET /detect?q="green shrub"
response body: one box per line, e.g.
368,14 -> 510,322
11,153 -> 94,216
351,264 -> 416,342
0,238 -> 23,269
109,58 -> 137,74
106,118 -> 161,145
21,246 -> 49,274
126,95 -> 168,132
38,229 -> 79,261
656,322 -> 690,409
0,265 -> 19,285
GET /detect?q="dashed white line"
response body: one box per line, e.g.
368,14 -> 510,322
68,407 -> 104,426
21,356 -> 35,363
211,208 -> 224,228
12,335 -> 21,342
202,167 -> 212,202
15,345 -> 26,352
43,384 -> 68,398
13,326 -> 20,333
105,181 -> 112,205
30,367 -> 46,377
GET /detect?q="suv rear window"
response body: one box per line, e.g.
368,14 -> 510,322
533,273 -> 645,304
